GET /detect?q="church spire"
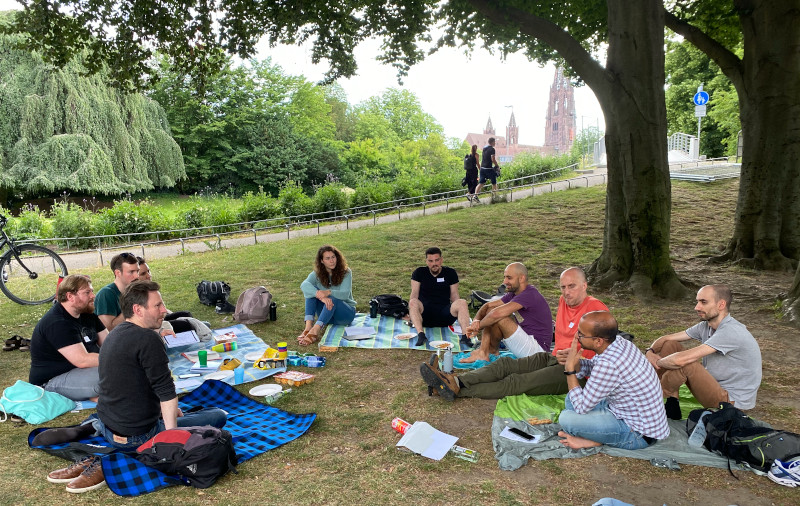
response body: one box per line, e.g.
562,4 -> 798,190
484,116 -> 495,135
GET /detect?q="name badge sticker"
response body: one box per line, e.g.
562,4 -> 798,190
437,278 -> 445,283
83,335 -> 91,343
568,322 -> 575,329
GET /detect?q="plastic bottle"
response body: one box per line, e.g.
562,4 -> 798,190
443,347 -> 453,373
211,342 -> 238,352
449,444 -> 479,462
269,302 -> 277,321
369,300 -> 378,319
265,388 -> 292,404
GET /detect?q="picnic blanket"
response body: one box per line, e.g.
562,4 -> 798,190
30,380 -> 316,496
167,324 -> 285,393
319,313 -> 467,351
453,350 -> 517,370
491,387 -> 762,473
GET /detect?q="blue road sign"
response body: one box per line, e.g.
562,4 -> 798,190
693,91 -> 709,106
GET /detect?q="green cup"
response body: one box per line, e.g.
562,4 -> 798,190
198,350 -> 208,367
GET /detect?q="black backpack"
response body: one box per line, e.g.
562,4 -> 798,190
692,403 -> 800,473
197,281 -> 231,306
136,426 -> 238,489
370,294 -> 409,318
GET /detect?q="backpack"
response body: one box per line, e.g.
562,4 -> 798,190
136,426 -> 237,489
197,281 -> 231,306
233,286 -> 272,324
370,294 -> 409,318
693,403 -> 800,473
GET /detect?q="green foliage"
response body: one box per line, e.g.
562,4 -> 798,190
311,183 -> 350,215
571,126 -> 604,163
99,199 -> 160,238
350,182 -> 393,210
10,205 -> 50,239
277,181 -> 313,217
392,174 -> 424,203
504,152 -> 575,181
49,202 -> 100,248
238,188 -> 280,222
424,170 -> 460,197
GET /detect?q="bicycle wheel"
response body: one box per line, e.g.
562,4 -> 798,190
0,244 -> 68,305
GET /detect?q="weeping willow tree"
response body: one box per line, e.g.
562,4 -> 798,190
0,11 -> 185,203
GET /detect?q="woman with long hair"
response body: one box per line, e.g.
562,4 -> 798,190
297,245 -> 356,345
465,144 -> 480,202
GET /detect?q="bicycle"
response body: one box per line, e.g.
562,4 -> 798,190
0,213 -> 68,305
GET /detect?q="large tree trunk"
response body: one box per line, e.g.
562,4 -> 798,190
713,1 -> 800,271
587,0 -> 687,298
787,264 -> 800,322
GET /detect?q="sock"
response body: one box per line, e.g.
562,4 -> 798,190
32,423 -> 95,446
414,331 -> 427,347
664,397 -> 682,420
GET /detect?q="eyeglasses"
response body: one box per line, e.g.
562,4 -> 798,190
76,289 -> 94,296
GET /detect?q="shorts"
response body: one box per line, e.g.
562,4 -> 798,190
503,325 -> 545,358
421,303 -> 457,328
479,168 -> 497,185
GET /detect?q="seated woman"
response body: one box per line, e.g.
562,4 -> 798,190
298,245 -> 356,345
137,256 -> 194,334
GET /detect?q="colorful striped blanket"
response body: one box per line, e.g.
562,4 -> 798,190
319,313 -> 468,351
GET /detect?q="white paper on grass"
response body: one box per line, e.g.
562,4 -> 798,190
499,426 -> 542,443
396,421 -> 459,461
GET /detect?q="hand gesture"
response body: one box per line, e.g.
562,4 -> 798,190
565,336 -> 582,372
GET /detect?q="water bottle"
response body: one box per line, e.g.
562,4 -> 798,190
443,347 -> 453,373
369,299 -> 378,319
269,302 -> 277,321
688,410 -> 711,447
449,444 -> 479,462
265,388 -> 292,404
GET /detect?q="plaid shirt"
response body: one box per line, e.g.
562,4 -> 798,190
569,337 -> 670,439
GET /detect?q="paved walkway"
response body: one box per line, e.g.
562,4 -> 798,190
55,171 -> 608,271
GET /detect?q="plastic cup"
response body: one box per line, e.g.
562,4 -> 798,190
198,350 -> 208,367
234,366 -> 245,385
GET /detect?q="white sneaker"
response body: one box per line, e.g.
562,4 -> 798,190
768,458 -> 800,487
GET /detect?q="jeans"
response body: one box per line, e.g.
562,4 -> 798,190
88,408 -> 228,451
43,367 -> 100,401
558,397 -> 650,450
304,297 -> 356,327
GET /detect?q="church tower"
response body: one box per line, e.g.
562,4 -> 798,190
544,67 -> 576,153
506,111 -> 519,146
484,116 -> 495,136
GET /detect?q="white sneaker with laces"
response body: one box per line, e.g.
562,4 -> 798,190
768,458 -> 800,487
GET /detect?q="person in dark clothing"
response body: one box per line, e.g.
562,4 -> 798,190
464,144 -> 480,202
475,137 -> 501,196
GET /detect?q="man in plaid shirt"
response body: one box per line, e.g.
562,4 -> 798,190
558,311 -> 670,450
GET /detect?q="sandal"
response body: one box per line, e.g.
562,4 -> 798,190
298,327 -> 322,346
296,329 -> 310,342
19,338 -> 31,352
3,335 -> 22,352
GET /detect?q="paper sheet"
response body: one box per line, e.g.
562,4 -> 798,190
163,330 -> 199,348
396,421 -> 459,461
345,325 -> 376,336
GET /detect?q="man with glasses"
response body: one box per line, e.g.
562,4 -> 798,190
29,275 -> 108,401
557,311 -> 669,449
645,285 -> 762,419
95,252 -> 139,331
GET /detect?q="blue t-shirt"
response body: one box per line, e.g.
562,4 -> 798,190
95,282 -> 121,317
501,285 -> 553,351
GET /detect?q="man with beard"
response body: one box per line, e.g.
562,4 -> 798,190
408,247 -> 471,348
29,275 -> 108,401
459,262 -> 551,363
646,284 -> 762,419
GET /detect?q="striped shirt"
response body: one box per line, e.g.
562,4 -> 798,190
569,337 -> 670,440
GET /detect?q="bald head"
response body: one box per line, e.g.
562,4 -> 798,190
506,262 -> 528,279
580,311 -> 618,341
560,267 -> 589,307
503,262 -> 529,295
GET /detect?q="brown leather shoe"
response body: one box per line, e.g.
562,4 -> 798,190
47,456 -> 95,484
65,457 -> 106,493
420,362 -> 460,401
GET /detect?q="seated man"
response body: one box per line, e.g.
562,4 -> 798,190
646,284 -> 762,419
461,262 -> 551,363
420,267 -> 607,400
94,252 -> 140,331
558,311 -> 670,450
137,256 -> 194,334
29,274 -> 108,401
408,247 -> 471,347
46,280 -> 227,493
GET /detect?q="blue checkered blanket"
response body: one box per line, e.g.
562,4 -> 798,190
320,313 -> 468,351
29,380 -> 316,496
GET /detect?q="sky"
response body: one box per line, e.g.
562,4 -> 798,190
0,0 -> 605,145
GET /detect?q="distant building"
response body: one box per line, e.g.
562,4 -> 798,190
544,67 -> 576,154
464,67 -> 575,162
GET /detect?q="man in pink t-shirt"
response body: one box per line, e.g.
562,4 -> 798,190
420,267 -> 609,400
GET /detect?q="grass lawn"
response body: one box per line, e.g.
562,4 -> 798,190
1,179 -> 797,505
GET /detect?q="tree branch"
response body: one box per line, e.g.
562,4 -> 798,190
466,0 -> 613,92
663,9 -> 745,91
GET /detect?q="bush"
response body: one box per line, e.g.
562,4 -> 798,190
239,187 -> 280,223
50,202 -> 99,249
350,182 -> 393,210
311,183 -> 350,215
277,181 -> 313,218
392,174 -> 424,203
11,205 -> 50,239
423,170 -> 461,199
99,199 -> 159,240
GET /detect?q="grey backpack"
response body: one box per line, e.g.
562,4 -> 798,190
233,286 -> 272,324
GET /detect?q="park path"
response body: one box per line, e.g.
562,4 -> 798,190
56,170 -> 607,271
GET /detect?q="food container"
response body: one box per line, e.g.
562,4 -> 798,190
274,371 -> 315,386
522,406 -> 555,426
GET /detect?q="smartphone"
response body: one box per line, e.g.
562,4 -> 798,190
509,427 -> 535,440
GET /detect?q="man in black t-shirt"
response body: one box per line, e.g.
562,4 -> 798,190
29,275 -> 108,401
475,137 -> 501,197
409,247 -> 471,347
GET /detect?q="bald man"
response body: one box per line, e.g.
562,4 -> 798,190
420,267 -> 608,401
558,311 -> 669,450
461,263 -> 552,363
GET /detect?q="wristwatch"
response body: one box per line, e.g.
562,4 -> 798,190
564,370 -> 577,376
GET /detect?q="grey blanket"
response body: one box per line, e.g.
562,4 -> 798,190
492,416 -> 762,473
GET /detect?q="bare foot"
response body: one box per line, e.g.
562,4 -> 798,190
460,349 -> 491,363
557,431 -> 602,449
